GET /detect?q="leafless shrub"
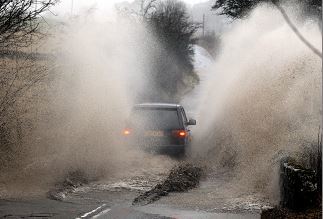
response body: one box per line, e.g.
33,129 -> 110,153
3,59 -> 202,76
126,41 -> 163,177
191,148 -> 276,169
0,0 -> 56,169
0,51 -> 51,170
0,0 -> 56,49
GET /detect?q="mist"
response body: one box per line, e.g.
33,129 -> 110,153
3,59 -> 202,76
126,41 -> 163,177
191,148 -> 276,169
0,13 -> 178,199
0,1 -> 320,207
192,4 -> 322,203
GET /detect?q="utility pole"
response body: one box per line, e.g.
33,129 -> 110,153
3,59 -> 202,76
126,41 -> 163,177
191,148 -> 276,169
202,14 -> 205,37
71,0 -> 74,15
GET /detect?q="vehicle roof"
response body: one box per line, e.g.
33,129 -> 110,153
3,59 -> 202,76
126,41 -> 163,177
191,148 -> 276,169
133,103 -> 181,109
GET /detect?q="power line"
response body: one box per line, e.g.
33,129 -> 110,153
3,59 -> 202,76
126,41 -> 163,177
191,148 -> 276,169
202,14 -> 205,36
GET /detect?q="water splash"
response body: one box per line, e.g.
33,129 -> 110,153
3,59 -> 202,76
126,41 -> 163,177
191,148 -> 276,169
192,4 -> 321,203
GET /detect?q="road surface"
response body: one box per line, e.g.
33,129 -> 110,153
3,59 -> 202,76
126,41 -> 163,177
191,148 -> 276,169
0,46 -> 270,219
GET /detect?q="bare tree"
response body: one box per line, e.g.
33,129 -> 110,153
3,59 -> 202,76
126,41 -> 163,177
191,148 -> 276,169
0,0 -> 56,168
0,53 -> 51,169
115,0 -> 158,21
0,0 -> 56,49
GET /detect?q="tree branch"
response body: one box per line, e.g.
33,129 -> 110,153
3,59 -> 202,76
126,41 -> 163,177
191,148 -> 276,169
272,1 -> 322,58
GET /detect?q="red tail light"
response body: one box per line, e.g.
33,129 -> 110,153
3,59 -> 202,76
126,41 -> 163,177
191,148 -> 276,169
172,130 -> 187,138
123,128 -> 131,136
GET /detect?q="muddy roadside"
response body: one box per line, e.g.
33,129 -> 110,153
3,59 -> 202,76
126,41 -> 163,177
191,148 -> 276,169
133,163 -> 204,205
47,169 -> 90,201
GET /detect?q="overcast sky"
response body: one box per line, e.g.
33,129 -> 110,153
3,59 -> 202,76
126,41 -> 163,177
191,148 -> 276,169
52,0 -> 210,18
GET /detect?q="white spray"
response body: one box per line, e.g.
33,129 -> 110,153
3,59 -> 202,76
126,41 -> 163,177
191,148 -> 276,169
192,4 -> 321,203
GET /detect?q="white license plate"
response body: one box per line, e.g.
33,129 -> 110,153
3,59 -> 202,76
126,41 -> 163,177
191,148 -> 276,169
144,130 -> 164,137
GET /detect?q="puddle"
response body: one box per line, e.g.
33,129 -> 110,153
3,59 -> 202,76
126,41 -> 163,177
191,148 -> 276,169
137,205 -> 260,219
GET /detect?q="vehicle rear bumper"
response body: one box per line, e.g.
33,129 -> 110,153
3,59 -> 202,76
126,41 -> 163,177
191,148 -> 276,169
123,139 -> 186,155
143,144 -> 186,155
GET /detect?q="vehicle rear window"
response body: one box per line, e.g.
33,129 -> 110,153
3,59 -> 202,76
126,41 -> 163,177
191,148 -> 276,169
130,108 -> 181,130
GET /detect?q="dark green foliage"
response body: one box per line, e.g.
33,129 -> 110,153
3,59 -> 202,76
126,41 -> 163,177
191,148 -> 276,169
279,138 -> 322,212
212,0 -> 322,19
212,0 -> 264,19
280,161 -> 317,211
146,0 -> 199,100
315,132 -> 322,201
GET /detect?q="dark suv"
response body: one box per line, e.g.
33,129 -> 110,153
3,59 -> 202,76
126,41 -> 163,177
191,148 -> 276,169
123,103 -> 196,156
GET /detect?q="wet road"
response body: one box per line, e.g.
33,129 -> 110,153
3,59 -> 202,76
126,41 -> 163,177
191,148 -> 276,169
71,46 -> 267,218
0,46 -> 270,218
0,174 -> 263,218
181,45 -> 213,119
84,205 -> 260,219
